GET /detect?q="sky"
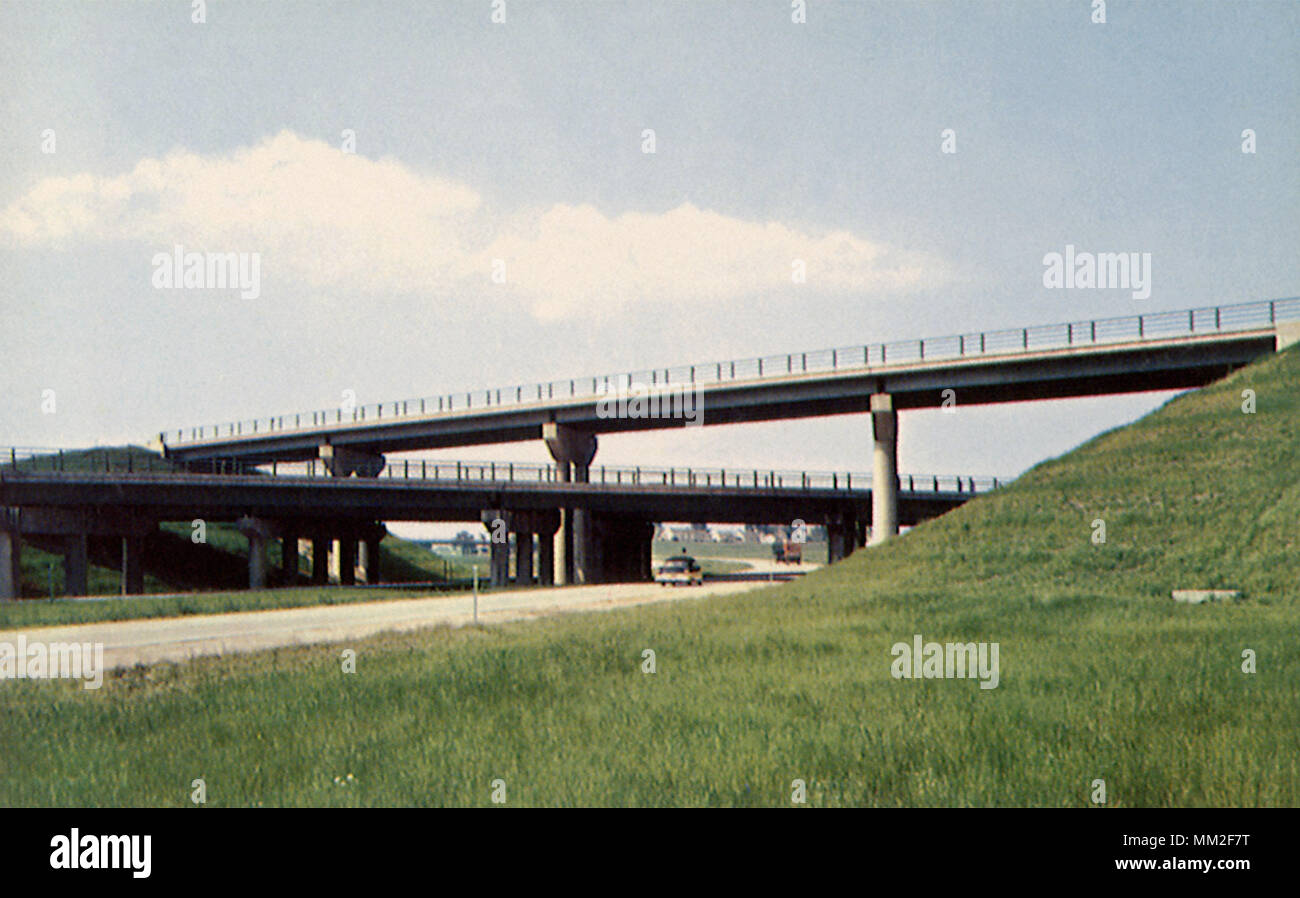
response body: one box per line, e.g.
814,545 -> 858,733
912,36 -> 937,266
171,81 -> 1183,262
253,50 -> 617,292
1,0 -> 1297,536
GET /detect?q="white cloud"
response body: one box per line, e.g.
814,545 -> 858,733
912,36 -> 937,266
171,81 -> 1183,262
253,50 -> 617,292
0,131 -> 946,317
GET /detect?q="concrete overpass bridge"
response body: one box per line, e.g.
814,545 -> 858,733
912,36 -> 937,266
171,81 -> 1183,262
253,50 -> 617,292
0,453 -> 995,599
156,297 -> 1300,554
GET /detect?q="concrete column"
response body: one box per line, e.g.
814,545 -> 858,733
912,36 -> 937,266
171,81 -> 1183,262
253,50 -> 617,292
571,460 -> 594,584
121,535 -> 145,595
488,536 -> 509,588
482,510 -> 510,588
870,393 -> 899,545
572,509 -> 592,584
538,532 -> 555,586
237,517 -> 276,590
311,536 -> 329,585
363,536 -> 382,585
281,532 -> 299,586
640,523 -> 654,582
528,509 -> 559,587
513,531 -> 533,585
553,512 -> 568,585
338,538 -> 357,586
0,527 -> 21,600
249,534 -> 268,589
553,464 -> 571,585
826,524 -> 848,564
63,533 -> 89,597
328,539 -> 341,583
544,423 -> 597,586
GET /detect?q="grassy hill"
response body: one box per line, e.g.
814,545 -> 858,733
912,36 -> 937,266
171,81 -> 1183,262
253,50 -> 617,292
1,347 -> 1297,806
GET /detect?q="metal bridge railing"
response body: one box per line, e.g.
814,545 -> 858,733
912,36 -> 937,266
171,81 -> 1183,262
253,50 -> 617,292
157,296 -> 1300,447
0,448 -> 1002,494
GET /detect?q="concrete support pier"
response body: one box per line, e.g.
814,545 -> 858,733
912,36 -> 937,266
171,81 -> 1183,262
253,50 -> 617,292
0,517 -> 21,600
311,535 -> 329,585
482,510 -> 510,588
362,533 -> 382,585
280,531 -> 299,586
237,516 -> 276,590
513,530 -> 533,585
537,534 -> 555,587
121,534 -> 145,595
528,510 -> 560,587
489,537 -> 509,588
338,537 -> 357,586
543,422 -> 597,585
870,393 -> 899,546
63,533 -> 89,597
319,443 -> 386,477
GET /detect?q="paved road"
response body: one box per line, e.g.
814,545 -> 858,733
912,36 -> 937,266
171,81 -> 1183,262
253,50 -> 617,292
713,556 -> 820,576
1,579 -> 774,671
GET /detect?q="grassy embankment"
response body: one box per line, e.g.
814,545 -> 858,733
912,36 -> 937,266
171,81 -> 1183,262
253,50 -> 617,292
1,347 -> 1297,806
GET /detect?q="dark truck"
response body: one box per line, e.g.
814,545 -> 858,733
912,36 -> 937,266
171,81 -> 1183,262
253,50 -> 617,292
772,540 -> 803,564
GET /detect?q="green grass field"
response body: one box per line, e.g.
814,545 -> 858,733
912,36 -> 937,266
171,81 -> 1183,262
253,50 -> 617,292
1,347 -> 1297,806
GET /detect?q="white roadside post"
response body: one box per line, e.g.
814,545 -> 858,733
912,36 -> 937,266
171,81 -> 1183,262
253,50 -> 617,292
472,564 -> 479,624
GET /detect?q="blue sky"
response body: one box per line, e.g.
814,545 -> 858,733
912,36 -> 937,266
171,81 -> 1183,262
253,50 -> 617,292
2,1 -> 1296,506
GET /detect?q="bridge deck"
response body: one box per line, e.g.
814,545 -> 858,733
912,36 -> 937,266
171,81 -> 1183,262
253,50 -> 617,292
0,469 -> 979,526
159,298 -> 1297,464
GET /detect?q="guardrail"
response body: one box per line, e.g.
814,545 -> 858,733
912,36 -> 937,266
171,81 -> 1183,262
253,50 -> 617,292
0,448 -> 1003,494
158,296 -> 1300,446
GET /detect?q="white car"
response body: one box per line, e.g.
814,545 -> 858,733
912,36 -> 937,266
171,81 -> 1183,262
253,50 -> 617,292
655,556 -> 703,586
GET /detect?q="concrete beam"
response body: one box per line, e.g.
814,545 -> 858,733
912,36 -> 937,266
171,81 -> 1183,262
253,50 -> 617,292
1277,321 -> 1300,352
16,506 -> 152,537
870,393 -> 898,546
